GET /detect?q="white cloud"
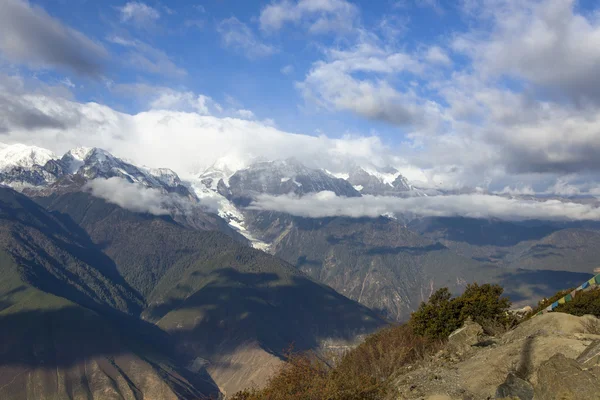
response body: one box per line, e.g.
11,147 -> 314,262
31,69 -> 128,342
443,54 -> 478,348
281,64 -> 294,75
119,2 -> 160,27
455,0 -> 600,103
260,0 -> 359,34
112,83 -> 222,115
217,17 -> 277,59
0,0 -> 107,76
0,73 -> 81,133
297,41 -> 447,128
59,77 -> 76,88
108,35 -> 186,77
425,46 -> 451,66
248,191 -> 600,221
236,109 -> 255,119
0,77 -> 396,177
85,177 -> 219,215
86,177 -> 170,215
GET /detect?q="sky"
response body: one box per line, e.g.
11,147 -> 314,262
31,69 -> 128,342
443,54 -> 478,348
2,0 -> 600,196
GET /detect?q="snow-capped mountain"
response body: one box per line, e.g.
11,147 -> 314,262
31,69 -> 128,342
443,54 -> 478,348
0,142 -> 427,250
227,158 -> 361,199
60,147 -> 191,196
0,143 -> 57,170
0,143 -> 192,196
346,166 -> 419,196
0,143 -> 65,188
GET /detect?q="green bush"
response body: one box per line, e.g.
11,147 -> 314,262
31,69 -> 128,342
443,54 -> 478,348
529,288 -> 574,316
555,288 -> 600,317
410,283 -> 512,340
233,283 -> 512,399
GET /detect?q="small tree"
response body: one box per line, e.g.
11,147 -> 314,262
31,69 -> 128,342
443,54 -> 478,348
410,283 -> 512,340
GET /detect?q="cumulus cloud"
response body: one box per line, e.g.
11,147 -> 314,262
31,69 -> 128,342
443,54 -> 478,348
0,80 -> 398,177
85,177 -> 219,215
0,0 -> 107,76
217,17 -> 277,59
0,73 -> 82,132
248,191 -> 600,221
260,0 -> 359,34
118,2 -> 160,28
454,0 -> 600,103
297,41 -> 433,126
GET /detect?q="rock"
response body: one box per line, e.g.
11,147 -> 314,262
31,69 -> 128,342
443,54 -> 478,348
536,353 -> 600,400
494,372 -> 533,400
510,306 -> 533,318
577,340 -> 600,366
447,318 -> 483,355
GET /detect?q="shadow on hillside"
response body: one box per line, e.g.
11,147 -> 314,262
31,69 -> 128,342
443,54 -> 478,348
366,242 -> 446,256
499,269 -> 593,303
408,217 -> 561,246
0,306 -> 219,399
1,191 -> 145,314
146,268 -> 387,364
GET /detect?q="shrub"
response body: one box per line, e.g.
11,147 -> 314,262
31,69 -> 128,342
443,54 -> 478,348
230,350 -> 330,400
233,283 -> 512,398
231,325 -> 439,400
555,287 -> 600,317
529,288 -> 574,316
410,283 -> 512,340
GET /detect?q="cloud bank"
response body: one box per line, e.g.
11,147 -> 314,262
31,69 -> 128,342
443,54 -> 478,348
85,177 -> 219,216
248,191 -> 600,221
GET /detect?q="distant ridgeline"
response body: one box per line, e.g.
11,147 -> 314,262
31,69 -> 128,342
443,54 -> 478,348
539,273 -> 600,315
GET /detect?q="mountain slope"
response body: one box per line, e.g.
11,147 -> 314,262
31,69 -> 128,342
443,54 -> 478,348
410,217 -> 600,274
0,188 -> 215,399
36,190 -> 387,395
227,159 -> 361,203
255,215 -> 493,320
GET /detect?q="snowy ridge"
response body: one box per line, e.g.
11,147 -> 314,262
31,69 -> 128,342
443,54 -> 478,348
0,143 -> 58,171
0,142 -> 432,251
191,174 -> 270,251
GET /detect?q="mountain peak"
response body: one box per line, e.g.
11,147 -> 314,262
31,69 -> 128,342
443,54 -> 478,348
0,143 -> 57,171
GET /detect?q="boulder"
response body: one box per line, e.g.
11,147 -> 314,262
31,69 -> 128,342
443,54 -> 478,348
494,372 -> 533,400
535,353 -> 600,400
447,318 -> 483,355
577,340 -> 600,367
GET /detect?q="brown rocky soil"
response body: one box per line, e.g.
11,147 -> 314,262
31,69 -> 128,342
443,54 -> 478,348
393,313 -> 600,400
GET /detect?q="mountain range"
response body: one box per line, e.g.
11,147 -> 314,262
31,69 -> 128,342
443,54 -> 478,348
1,142 -> 600,397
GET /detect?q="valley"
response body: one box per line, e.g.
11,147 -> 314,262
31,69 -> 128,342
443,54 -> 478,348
0,143 -> 599,398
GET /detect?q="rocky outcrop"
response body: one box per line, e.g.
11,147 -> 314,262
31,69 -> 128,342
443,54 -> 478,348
447,318 -> 483,356
393,313 -> 600,400
536,353 -> 600,400
495,372 -> 534,400
577,339 -> 600,366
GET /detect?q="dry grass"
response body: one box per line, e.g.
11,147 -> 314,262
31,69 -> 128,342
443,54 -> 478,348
231,325 -> 440,400
581,317 -> 600,335
480,316 -> 519,336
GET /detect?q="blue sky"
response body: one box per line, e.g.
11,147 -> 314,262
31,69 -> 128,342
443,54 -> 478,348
30,0 -> 467,142
2,0 -> 600,196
